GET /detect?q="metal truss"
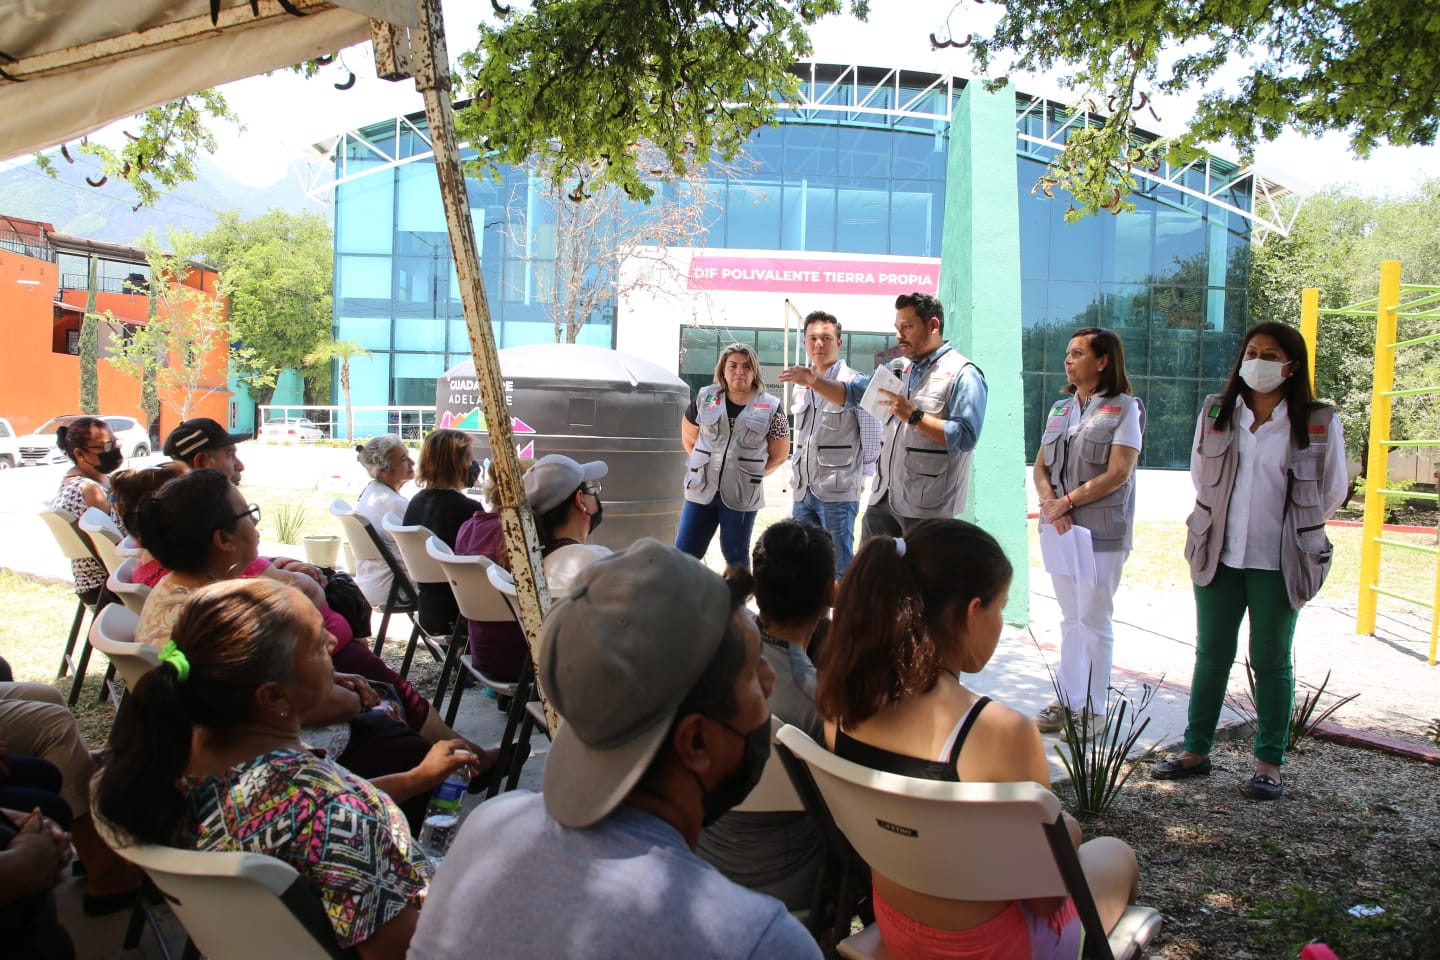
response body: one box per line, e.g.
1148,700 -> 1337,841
305,61 -> 1302,242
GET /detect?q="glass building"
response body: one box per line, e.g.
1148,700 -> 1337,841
321,63 -> 1294,467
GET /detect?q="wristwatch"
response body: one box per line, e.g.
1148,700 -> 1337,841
907,408 -> 924,426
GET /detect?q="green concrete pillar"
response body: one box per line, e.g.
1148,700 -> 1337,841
940,80 -> 1030,624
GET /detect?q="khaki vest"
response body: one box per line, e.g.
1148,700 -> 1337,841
1184,394 -> 1336,609
872,347 -> 976,519
1040,392 -> 1142,551
791,362 -> 864,504
684,385 -> 780,512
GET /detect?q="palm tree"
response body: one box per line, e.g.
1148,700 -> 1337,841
304,339 -> 371,441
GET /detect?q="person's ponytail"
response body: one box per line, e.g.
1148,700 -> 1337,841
95,663 -> 195,845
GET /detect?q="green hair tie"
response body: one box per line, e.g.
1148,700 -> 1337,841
158,641 -> 191,683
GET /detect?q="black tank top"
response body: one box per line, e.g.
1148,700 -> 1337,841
832,697 -> 992,782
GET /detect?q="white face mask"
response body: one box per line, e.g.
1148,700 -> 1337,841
1239,357 -> 1289,394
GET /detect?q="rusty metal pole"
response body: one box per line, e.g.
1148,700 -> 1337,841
403,0 -> 556,733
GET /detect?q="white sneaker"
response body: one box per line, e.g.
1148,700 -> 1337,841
1034,702 -> 1067,733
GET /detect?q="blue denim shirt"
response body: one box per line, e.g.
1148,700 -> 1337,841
842,342 -> 988,453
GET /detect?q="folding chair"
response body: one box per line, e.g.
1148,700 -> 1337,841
775,725 -> 1162,960
94,818 -> 353,960
425,537 -> 522,728
116,534 -> 144,559
108,557 -> 153,616
381,514 -> 468,710
79,506 -> 125,576
485,563 -> 553,797
329,499 -> 419,666
38,508 -> 115,706
88,604 -> 160,707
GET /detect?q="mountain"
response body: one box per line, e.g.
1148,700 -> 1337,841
0,150 -> 327,245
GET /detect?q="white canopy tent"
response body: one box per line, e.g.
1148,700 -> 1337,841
0,0 -> 555,728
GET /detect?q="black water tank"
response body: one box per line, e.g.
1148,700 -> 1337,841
436,344 -> 688,550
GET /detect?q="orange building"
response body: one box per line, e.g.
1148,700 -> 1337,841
0,215 -> 231,441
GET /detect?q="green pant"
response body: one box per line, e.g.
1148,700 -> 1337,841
1184,564 -> 1299,766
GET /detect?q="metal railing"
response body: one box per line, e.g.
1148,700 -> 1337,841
257,404 -> 437,442
1314,261 -> 1440,664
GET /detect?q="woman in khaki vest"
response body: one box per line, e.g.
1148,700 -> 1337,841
1153,323 -> 1346,800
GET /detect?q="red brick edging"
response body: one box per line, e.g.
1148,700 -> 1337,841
1311,721 -> 1440,766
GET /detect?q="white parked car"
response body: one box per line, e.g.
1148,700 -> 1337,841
258,417 -> 326,442
16,415 -> 152,466
0,418 -> 18,469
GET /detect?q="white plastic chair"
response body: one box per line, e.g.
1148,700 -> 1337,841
88,603 -> 160,698
94,819 -> 348,960
38,508 -> 113,706
107,557 -> 152,616
382,513 -> 466,708
79,506 -> 125,575
328,498 -> 418,664
116,534 -> 144,559
425,536 -> 521,727
775,725 -> 1162,960
482,562 -> 552,797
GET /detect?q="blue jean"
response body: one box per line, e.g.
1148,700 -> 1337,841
675,495 -> 758,568
792,489 -> 859,578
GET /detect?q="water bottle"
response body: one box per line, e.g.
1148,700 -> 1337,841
418,761 -> 470,858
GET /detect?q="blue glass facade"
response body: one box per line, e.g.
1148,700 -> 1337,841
330,70 -> 1258,468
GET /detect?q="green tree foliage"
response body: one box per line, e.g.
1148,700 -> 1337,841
79,259 -> 100,414
956,0 -> 1440,220
1251,181 -> 1440,463
37,91 -> 241,208
304,340 -> 371,442
200,210 -> 334,402
106,229 -> 232,422
455,0 -> 867,202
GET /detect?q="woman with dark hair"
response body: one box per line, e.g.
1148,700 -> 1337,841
403,429 -> 485,634
676,342 -> 790,567
697,519 -> 834,909
134,469 -> 483,831
49,416 -> 123,604
109,462 -> 187,586
1153,322 -> 1347,801
816,519 -> 1138,959
96,579 -> 430,959
1032,327 -> 1144,736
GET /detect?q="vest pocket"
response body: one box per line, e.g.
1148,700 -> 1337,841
903,446 -> 948,510
1290,522 -> 1333,606
685,449 -> 710,490
817,443 -> 854,468
1184,504 -> 1212,567
1289,458 -> 1322,507
1198,454 -> 1224,488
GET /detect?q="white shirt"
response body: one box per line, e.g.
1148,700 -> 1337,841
1191,398 -> 1348,571
354,481 -> 411,605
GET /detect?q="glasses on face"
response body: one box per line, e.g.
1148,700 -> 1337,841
584,482 -> 603,497
86,440 -> 120,453
235,503 -> 261,525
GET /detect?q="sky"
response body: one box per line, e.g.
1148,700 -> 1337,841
193,0 -> 1440,200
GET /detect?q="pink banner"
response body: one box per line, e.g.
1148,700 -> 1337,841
686,256 -> 939,295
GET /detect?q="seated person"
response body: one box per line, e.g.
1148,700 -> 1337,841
455,458 -> 532,684
698,519 -> 832,910
0,806 -> 73,960
109,462 -> 187,586
409,541 -> 821,960
815,520 -> 1139,960
353,435 -> 415,608
402,429 -> 484,634
96,579 -> 432,960
134,469 -> 482,831
0,681 -> 142,915
49,416 -> 121,606
524,454 -> 612,598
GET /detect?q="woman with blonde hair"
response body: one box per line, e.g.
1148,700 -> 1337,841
676,342 -> 790,566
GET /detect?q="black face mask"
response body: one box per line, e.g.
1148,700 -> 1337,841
696,717 -> 772,827
465,460 -> 481,488
96,449 -> 124,474
588,500 -> 604,534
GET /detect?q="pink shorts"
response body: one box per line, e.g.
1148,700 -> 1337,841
873,890 -> 1082,960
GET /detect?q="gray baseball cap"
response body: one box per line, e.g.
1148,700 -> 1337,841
539,538 -> 732,828
524,454 -> 608,514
